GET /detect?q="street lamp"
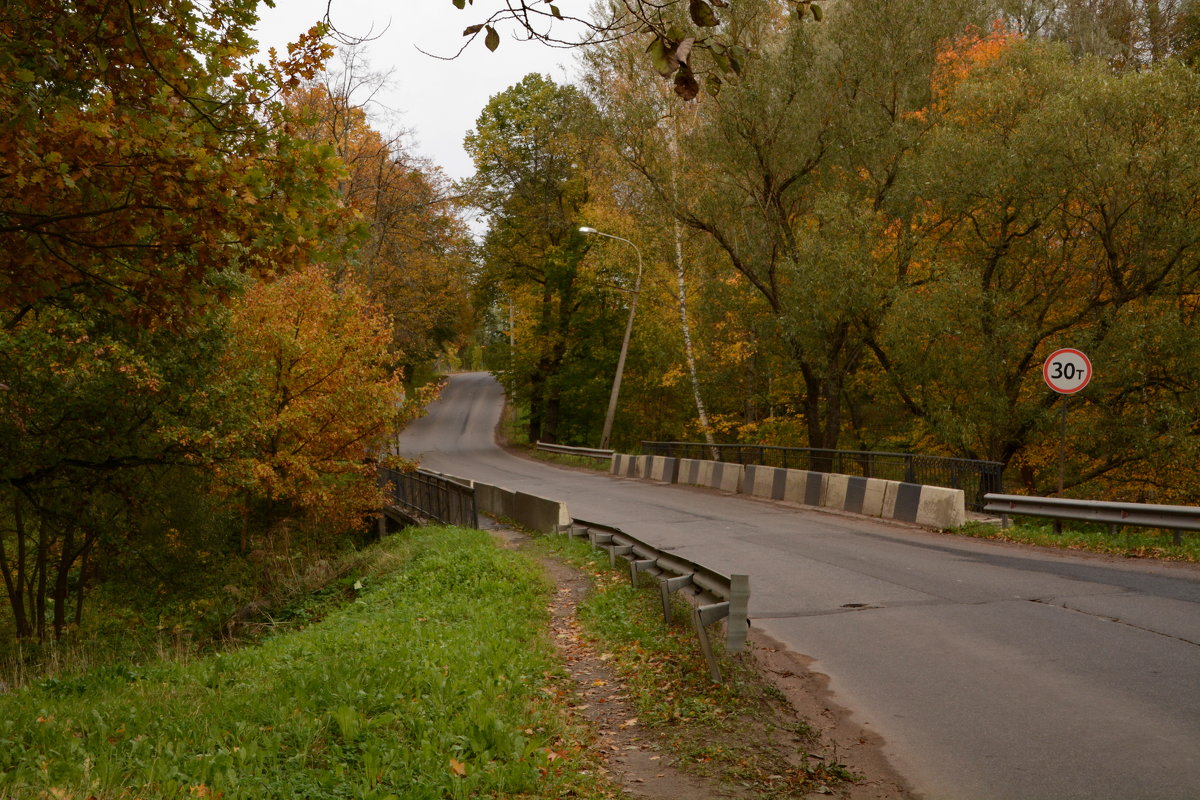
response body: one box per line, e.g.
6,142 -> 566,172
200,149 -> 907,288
579,226 -> 643,451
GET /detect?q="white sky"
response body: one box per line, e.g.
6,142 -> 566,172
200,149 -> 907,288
253,1 -> 583,182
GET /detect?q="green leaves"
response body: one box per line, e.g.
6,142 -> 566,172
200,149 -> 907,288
689,0 -> 720,27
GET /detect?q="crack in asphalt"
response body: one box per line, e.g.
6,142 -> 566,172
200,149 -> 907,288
1027,597 -> 1200,648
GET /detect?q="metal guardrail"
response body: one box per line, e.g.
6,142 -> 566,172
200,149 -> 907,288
535,441 -> 615,462
378,466 -> 478,528
984,493 -> 1200,544
564,518 -> 750,683
643,441 -> 1004,512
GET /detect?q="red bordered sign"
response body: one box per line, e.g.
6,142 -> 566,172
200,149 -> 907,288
1043,348 -> 1092,394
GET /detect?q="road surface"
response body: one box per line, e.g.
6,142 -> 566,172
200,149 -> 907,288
399,372 -> 1200,800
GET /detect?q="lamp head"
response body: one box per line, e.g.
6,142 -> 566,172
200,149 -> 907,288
579,226 -> 597,234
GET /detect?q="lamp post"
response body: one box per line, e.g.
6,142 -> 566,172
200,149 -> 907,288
579,226 -> 643,450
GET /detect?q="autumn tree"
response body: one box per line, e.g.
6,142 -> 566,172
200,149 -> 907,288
583,0 -> 984,456
286,52 -> 474,368
465,73 -> 616,444
0,0 -> 346,641
878,39 -> 1200,495
215,267 -> 408,542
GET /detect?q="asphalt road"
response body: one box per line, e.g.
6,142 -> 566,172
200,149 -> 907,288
399,372 -> 1200,800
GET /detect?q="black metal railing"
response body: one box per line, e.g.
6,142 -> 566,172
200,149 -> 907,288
379,467 -> 478,528
641,442 -> 1004,512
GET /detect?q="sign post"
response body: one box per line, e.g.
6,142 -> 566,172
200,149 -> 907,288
1043,349 -> 1093,530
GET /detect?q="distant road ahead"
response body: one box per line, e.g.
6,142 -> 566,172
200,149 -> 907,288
400,372 -> 1200,800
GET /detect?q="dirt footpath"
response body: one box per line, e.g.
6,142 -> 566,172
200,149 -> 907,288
494,525 -> 916,799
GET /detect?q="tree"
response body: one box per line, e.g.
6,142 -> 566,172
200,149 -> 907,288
439,0 -> 824,99
878,40 -> 1200,494
286,52 -> 475,367
586,0 -> 983,455
0,0 -> 346,641
215,267 -> 407,539
465,74 -> 611,444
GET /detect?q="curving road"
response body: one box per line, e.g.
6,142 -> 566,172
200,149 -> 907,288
399,372 -> 1200,800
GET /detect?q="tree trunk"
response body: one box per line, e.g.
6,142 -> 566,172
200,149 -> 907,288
52,525 -> 75,640
0,487 -> 32,639
668,113 -> 717,457
34,516 -> 48,642
673,218 -> 717,456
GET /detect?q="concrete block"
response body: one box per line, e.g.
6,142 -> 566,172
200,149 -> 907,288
914,485 -> 967,529
647,456 -> 680,483
475,483 -> 516,520
513,490 -> 571,534
824,474 -> 849,511
863,478 -> 890,517
742,464 -> 778,498
677,458 -> 704,487
886,481 -> 923,523
611,453 -> 645,478
710,461 -> 744,493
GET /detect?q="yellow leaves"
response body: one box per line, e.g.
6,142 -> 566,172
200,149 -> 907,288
448,757 -> 468,777
217,267 -> 404,531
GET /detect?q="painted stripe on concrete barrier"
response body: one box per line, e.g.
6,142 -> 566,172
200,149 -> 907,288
772,467 -> 788,500
845,476 -> 867,513
742,466 -> 825,506
646,456 -> 680,483
680,458 -> 702,486
825,474 -> 849,510
611,453 -> 647,478
710,460 -> 744,493
888,482 -> 923,522
743,464 -> 771,498
804,471 -> 824,505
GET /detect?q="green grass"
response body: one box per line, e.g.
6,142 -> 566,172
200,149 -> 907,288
959,519 -> 1200,562
0,527 -> 614,800
530,450 -> 612,472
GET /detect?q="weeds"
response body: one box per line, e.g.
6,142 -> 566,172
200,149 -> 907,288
959,519 -> 1200,562
0,527 -> 617,800
529,450 -> 612,472
529,533 -> 855,798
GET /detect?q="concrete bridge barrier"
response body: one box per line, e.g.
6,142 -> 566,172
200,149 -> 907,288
621,455 -> 966,530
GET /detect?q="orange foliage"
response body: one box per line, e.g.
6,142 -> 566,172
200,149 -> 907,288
931,22 -> 1023,103
905,22 -> 1022,123
284,84 -> 473,363
217,267 -> 403,533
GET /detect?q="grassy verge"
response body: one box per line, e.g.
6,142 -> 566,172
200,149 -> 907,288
529,533 -> 854,798
959,519 -> 1200,562
529,450 -> 612,472
0,527 -> 615,800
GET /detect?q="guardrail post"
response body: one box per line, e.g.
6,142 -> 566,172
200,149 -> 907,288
629,558 -> 656,586
658,574 -> 694,623
609,543 -> 634,567
692,602 -> 731,682
726,574 -> 750,653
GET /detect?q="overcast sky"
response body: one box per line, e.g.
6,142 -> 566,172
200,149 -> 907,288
253,1 -> 582,182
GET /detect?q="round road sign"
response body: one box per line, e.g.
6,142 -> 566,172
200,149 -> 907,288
1043,348 -> 1092,394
